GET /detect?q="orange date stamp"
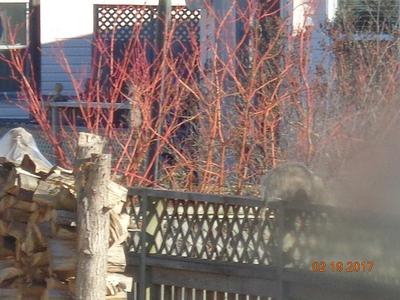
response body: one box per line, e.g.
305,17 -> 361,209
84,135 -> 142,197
309,260 -> 374,273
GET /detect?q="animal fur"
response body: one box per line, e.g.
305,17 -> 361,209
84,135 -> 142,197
260,163 -> 332,267
260,162 -> 329,205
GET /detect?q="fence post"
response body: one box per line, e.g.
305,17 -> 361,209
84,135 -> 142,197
75,133 -> 110,300
147,197 -> 164,300
139,193 -> 149,300
50,104 -> 57,137
272,201 -> 286,300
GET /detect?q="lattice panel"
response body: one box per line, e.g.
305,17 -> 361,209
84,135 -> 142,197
96,6 -> 158,42
281,205 -> 400,286
127,196 -> 145,252
171,7 -> 201,45
127,193 -> 400,287
95,5 -> 201,44
128,198 -> 279,265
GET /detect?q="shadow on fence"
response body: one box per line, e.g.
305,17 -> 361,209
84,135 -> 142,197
126,188 -> 400,300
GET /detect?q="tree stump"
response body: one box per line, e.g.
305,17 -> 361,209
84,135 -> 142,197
75,133 -> 110,300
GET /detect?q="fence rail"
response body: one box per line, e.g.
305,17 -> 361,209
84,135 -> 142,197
127,187 -> 400,300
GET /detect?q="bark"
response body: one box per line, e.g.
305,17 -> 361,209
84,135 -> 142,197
75,133 -> 110,300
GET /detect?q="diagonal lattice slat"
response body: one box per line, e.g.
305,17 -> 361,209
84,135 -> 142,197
95,5 -> 201,45
128,195 -> 278,265
127,190 -> 400,288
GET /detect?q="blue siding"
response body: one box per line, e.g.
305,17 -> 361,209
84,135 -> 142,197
41,38 -> 92,96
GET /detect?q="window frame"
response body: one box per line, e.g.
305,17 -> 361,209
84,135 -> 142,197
0,0 -> 34,96
0,1 -> 30,49
331,0 -> 400,40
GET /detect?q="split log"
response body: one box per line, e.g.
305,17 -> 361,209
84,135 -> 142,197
0,267 -> 23,284
41,288 -> 71,300
36,223 -> 52,244
109,212 -> 130,247
21,222 -> 43,255
67,273 -> 132,297
106,292 -> 128,300
46,166 -> 75,191
0,236 -> 19,260
0,195 -> 17,212
30,267 -> 48,285
7,222 -> 27,241
51,210 -> 76,227
21,224 -> 36,255
0,220 -> 9,235
13,200 -> 38,212
31,223 -> 48,249
15,240 -> 21,261
0,258 -> 16,270
6,275 -> 23,288
45,277 -> 69,290
106,181 -> 128,211
3,208 -> 31,223
5,167 -> 40,200
35,207 -> 54,224
33,181 -> 75,211
29,251 -> 49,268
47,239 -> 76,274
0,165 -> 16,197
0,288 -> 22,300
51,224 -> 76,240
0,242 -> 10,259
7,222 -> 44,256
20,286 -> 44,299
17,168 -> 41,194
107,245 -> 127,273
106,273 -> 133,295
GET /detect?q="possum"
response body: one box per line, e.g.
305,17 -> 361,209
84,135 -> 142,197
260,162 -> 328,205
260,163 -> 332,267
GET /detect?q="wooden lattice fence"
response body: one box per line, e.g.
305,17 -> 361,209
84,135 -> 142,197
126,188 -> 400,300
95,4 -> 201,49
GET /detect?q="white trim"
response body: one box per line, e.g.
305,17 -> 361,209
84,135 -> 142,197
0,44 -> 27,49
0,0 -> 29,3
327,0 -> 337,21
336,33 -> 396,41
0,2 -> 30,48
93,0 -> 186,5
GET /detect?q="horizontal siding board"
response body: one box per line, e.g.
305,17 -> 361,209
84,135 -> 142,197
41,64 -> 90,74
41,65 -> 90,74
41,37 -> 92,94
42,38 -> 93,48
0,105 -> 29,119
41,83 -> 77,96
42,72 -> 88,82
41,55 -> 91,66
15,35 -> 88,95
42,47 -> 92,57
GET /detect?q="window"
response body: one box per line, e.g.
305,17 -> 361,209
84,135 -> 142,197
336,0 -> 400,34
0,1 -> 30,93
0,3 -> 28,46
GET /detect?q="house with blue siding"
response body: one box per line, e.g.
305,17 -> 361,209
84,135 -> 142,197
0,0 -> 398,119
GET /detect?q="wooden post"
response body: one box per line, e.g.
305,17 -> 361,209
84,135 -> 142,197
138,194 -> 149,300
75,133 -> 110,300
146,0 -> 171,182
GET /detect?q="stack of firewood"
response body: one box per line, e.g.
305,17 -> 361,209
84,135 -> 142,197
0,160 -> 132,299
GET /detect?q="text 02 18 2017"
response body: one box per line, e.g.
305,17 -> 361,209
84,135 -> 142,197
310,260 -> 374,273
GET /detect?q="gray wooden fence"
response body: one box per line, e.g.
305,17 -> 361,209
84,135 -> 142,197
126,188 -> 400,300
